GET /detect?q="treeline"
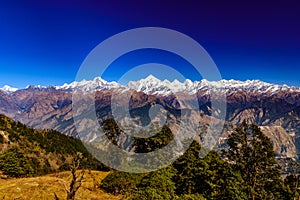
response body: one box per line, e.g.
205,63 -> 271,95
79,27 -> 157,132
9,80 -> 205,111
0,114 -> 107,177
100,121 -> 300,200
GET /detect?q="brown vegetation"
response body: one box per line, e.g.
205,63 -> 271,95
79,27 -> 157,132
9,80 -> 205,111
0,170 -> 121,200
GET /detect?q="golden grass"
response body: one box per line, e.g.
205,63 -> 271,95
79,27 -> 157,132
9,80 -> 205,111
0,170 -> 122,200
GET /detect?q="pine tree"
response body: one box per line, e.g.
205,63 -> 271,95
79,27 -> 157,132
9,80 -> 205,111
100,171 -> 144,195
223,121 -> 284,199
284,174 -> 300,200
130,166 -> 177,200
0,147 -> 34,177
173,140 -> 207,195
203,151 -> 246,199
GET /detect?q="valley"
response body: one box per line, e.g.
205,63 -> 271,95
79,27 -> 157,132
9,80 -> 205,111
1,76 -> 299,160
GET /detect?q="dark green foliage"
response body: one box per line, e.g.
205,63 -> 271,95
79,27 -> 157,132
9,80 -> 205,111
102,141 -> 245,199
201,151 -> 245,199
284,174 -> 300,199
8,131 -> 20,142
101,171 -> 144,195
101,118 -> 122,146
101,118 -> 174,153
173,141 -> 245,199
0,147 -> 34,177
0,114 -> 88,155
173,140 -> 205,195
101,121 -> 299,199
223,121 -> 285,199
101,167 -> 177,199
100,119 -> 174,170
133,125 -> 173,153
130,167 -> 177,200
0,114 -> 107,177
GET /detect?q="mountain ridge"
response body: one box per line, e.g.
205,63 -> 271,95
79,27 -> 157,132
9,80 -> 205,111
0,75 -> 300,161
1,75 -> 300,95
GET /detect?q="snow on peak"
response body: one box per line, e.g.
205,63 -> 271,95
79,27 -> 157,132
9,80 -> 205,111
0,85 -> 18,93
127,75 -> 197,95
4,74 -> 298,96
25,85 -> 46,89
126,75 -> 300,95
143,75 -> 161,82
55,77 -> 120,91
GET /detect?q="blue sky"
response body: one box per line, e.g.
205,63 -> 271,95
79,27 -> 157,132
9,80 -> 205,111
0,0 -> 299,88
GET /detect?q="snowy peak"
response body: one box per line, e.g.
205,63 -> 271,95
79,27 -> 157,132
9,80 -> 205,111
127,75 -> 300,95
127,75 -> 201,95
25,85 -> 47,90
215,79 -> 294,94
2,75 -> 300,96
143,75 -> 161,82
55,77 -> 120,91
128,75 -> 172,95
0,85 -> 18,93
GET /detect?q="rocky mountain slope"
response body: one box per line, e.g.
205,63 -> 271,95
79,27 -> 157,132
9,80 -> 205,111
0,76 -> 299,159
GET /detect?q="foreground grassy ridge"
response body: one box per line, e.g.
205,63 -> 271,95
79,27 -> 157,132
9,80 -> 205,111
0,170 -> 121,200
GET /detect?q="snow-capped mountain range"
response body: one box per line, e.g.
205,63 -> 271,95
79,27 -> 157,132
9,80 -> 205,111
55,77 -> 121,91
1,75 -> 300,161
1,75 -> 300,95
0,85 -> 18,94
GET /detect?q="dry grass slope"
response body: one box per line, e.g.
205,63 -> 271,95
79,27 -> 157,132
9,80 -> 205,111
0,170 -> 121,200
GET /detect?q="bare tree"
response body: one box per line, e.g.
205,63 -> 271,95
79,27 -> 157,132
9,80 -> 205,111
61,153 -> 86,200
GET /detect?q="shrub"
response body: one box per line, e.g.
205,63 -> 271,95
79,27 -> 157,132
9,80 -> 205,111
0,147 -> 34,177
101,171 -> 144,195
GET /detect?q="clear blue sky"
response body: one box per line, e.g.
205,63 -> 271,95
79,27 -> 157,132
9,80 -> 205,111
0,0 -> 299,88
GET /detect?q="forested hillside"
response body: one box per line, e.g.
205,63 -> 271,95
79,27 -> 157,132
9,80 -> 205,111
100,121 -> 300,200
0,114 -> 107,178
